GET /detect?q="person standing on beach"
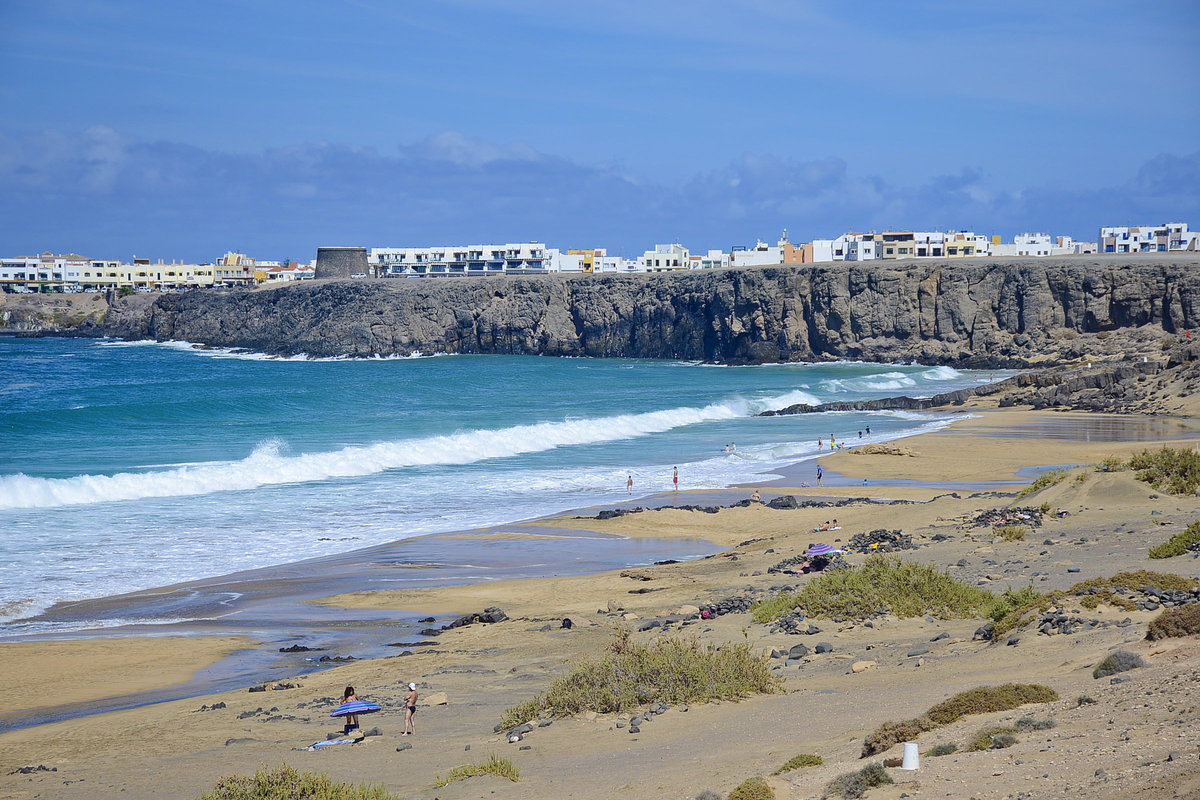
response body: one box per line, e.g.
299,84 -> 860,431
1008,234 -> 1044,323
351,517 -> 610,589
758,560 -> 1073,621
627,475 -> 633,495
865,426 -> 871,438
818,437 -> 823,451
342,686 -> 360,734
673,466 -> 679,492
816,464 -> 823,486
403,682 -> 418,735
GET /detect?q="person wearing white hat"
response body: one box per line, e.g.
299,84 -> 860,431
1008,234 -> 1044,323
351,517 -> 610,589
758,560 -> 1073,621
403,682 -> 419,735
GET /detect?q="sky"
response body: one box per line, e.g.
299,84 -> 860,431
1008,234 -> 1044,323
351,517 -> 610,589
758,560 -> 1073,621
1,0 -> 1198,261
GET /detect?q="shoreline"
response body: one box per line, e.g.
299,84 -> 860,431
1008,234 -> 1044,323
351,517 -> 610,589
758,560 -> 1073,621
3,404 -> 1200,799
1,407 -> 1191,721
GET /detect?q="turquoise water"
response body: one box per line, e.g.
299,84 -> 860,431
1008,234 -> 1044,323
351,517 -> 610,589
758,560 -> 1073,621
0,337 -> 995,628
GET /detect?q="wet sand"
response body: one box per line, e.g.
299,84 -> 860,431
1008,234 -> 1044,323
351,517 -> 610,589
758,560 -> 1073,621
2,407 -> 1199,800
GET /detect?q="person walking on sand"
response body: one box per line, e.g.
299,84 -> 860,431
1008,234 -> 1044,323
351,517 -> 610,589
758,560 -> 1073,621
816,464 -> 823,486
627,474 -> 633,495
402,682 -> 418,735
342,686 -> 360,734
673,466 -> 679,492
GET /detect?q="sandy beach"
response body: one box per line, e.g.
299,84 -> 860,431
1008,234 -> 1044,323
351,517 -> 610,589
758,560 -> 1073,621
3,403 -> 1200,800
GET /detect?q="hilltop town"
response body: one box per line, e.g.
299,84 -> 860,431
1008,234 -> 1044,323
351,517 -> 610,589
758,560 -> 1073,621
2,222 -> 1196,293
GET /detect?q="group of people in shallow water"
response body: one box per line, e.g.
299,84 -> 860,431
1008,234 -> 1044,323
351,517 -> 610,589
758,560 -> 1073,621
340,683 -> 418,737
818,426 -> 869,453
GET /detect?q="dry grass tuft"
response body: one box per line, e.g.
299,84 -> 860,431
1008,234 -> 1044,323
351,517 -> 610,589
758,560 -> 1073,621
1146,604 -> 1200,640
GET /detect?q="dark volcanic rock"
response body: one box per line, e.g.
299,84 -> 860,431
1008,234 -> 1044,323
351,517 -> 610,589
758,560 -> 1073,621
78,258 -> 1200,367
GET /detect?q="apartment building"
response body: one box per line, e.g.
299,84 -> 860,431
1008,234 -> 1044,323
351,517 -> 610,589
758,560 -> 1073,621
370,243 -> 548,277
640,243 -> 690,271
1099,223 -> 1199,253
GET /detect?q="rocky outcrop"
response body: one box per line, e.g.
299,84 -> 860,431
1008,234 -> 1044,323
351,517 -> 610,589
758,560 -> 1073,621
9,256 -> 1200,366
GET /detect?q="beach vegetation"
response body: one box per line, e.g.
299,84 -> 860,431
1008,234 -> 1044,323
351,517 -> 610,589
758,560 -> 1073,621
824,763 -> 893,799
1074,570 -> 1198,611
1146,604 -> 1200,640
433,753 -> 519,787
117,286 -> 135,298
1016,468 -> 1069,498
772,753 -> 823,775
1076,694 -> 1097,706
1093,650 -> 1145,679
195,765 -> 399,800
1097,455 -> 1126,472
927,743 -> 957,757
969,726 -> 1019,751
1148,520 -> 1200,558
1073,470 -> 1089,485
861,683 -> 1057,757
499,628 -> 782,728
752,555 -> 995,623
1016,716 -> 1057,731
994,524 -> 1027,541
728,776 -> 775,800
1128,447 -> 1200,494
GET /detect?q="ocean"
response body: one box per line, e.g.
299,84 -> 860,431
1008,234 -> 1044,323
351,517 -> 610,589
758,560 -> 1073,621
0,337 -> 996,634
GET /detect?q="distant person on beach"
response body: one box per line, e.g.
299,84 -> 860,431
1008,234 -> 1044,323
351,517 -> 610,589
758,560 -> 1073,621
751,489 -> 761,502
830,435 -> 836,449
816,464 -> 823,486
865,426 -> 871,438
342,686 -> 360,734
730,442 -> 736,452
403,682 -> 418,735
627,475 -> 633,495
673,466 -> 679,491
858,430 -> 862,439
818,437 -> 823,450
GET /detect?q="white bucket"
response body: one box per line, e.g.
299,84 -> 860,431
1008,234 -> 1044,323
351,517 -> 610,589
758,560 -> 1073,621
901,741 -> 919,770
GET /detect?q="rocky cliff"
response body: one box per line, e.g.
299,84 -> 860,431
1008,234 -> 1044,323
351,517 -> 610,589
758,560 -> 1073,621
7,256 -> 1200,367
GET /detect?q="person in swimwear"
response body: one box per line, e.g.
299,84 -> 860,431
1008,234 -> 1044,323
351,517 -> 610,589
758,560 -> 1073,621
403,682 -> 418,735
342,686 -> 360,734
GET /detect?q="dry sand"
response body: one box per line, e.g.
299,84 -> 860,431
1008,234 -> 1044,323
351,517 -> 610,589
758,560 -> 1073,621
2,409 -> 1199,800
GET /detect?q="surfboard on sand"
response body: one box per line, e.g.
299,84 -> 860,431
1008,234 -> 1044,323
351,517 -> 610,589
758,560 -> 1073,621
330,700 -> 382,717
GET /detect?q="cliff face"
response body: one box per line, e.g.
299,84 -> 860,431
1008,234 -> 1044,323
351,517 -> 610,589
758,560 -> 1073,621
25,256 -> 1200,365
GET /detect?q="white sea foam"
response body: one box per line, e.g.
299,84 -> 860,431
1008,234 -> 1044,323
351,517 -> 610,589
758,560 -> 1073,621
0,390 -> 824,510
95,339 -> 440,361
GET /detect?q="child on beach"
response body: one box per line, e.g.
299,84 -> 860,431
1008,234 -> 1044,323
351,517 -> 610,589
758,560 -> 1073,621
403,682 -> 418,735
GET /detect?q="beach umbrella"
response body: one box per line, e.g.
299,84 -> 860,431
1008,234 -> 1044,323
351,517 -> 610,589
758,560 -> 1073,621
331,700 -> 382,718
806,543 -> 836,557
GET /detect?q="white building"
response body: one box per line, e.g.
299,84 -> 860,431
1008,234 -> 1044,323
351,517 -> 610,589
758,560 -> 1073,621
730,240 -> 781,267
1099,223 -> 1198,253
370,243 -> 548,277
1053,236 -> 1097,255
640,243 -> 690,272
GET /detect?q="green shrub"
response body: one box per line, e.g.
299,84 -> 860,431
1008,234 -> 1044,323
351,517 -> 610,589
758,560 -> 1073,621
825,763 -> 893,799
196,765 -> 399,800
862,684 -> 1058,757
433,753 -> 519,787
772,753 -> 823,775
1146,603 -> 1200,640
927,743 -> 957,757
1017,468 -> 1069,498
925,684 -> 1059,726
1097,455 -> 1126,472
994,524 -> 1028,542
1149,520 -> 1200,558
752,555 -> 995,623
1093,650 -> 1146,679
499,628 -> 783,729
1128,447 -> 1200,495
969,726 -> 1018,751
117,286 -> 135,298
728,776 -> 775,800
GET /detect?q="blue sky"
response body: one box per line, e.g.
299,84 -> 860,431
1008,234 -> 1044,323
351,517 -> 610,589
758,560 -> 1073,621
1,0 -> 1197,261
